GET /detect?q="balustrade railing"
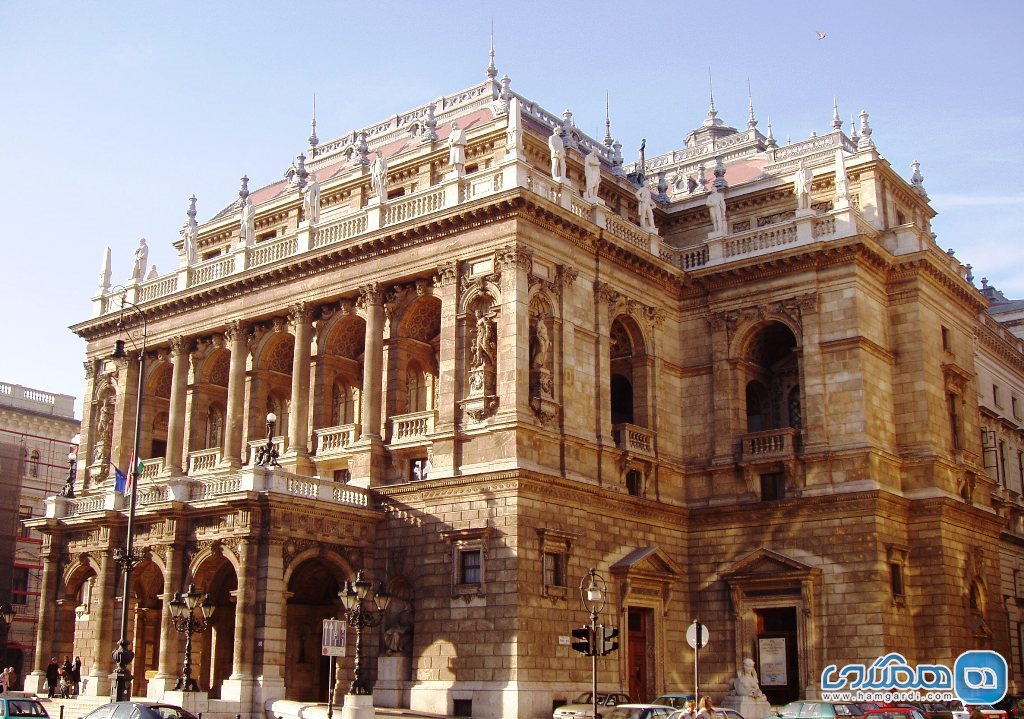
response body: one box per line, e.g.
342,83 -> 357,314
249,235 -> 298,268
739,427 -> 800,463
383,189 -> 445,226
612,422 -> 656,459
188,448 -> 222,475
314,424 -> 359,457
389,410 -> 436,445
188,255 -> 235,287
247,436 -> 287,465
140,458 -> 162,481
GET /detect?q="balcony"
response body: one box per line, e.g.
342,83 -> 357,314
612,423 -> 656,460
739,427 -> 800,464
247,435 -> 287,465
187,447 -> 222,476
389,410 -> 436,447
314,424 -> 360,459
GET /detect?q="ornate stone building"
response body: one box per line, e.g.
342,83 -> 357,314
26,61 -> 1024,719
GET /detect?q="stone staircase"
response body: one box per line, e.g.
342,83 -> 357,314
39,695 -> 112,719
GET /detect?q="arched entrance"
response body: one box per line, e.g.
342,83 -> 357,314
285,557 -> 347,701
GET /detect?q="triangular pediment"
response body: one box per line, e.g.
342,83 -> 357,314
610,546 -> 685,577
720,548 -> 814,581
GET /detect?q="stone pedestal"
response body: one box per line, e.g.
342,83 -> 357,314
374,655 -> 411,708
341,692 -> 375,719
721,695 -> 773,719
161,690 -> 210,717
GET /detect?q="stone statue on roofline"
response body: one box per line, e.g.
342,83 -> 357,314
637,184 -> 657,232
131,238 -> 149,281
794,157 -> 812,211
303,170 -> 320,225
448,122 -> 467,177
583,151 -> 602,202
371,152 -> 389,201
706,185 -> 727,236
548,128 -> 566,182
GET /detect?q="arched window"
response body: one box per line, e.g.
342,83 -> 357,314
334,384 -> 357,425
406,363 -> 426,413
611,375 -> 634,425
206,405 -> 225,449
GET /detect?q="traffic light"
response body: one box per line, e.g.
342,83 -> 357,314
571,626 -> 594,655
600,625 -> 619,656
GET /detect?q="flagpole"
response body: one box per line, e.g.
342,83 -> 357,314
111,291 -> 147,702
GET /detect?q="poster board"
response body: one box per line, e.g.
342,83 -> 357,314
758,637 -> 788,686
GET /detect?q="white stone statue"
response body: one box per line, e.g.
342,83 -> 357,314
584,151 -> 602,201
472,309 -> 496,371
532,317 -> 550,369
728,658 -> 766,699
706,186 -> 727,235
372,152 -> 389,200
146,265 -> 158,280
548,129 -> 566,181
794,157 -> 812,210
637,184 -> 657,232
448,122 -> 467,173
303,171 -> 320,225
240,196 -> 255,246
131,238 -> 148,281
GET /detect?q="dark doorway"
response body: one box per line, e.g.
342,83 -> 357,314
627,607 -> 654,701
755,607 -> 799,705
611,375 -> 634,425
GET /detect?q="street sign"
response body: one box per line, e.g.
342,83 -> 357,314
686,620 -> 710,649
322,618 -> 347,656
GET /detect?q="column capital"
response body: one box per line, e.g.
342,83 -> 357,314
289,301 -> 314,328
435,261 -> 458,287
224,319 -> 249,344
358,283 -> 383,307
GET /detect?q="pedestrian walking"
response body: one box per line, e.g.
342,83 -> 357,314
71,656 -> 82,696
45,657 -> 59,699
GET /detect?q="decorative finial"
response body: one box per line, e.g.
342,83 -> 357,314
604,92 -> 613,148
561,109 -> 575,148
910,160 -> 927,197
765,116 -> 777,149
422,102 -> 439,142
832,97 -> 842,130
355,132 -> 369,166
99,247 -> 112,292
186,194 -> 197,223
966,264 -> 974,284
612,140 -> 623,172
294,154 -> 308,188
697,162 -> 708,191
850,114 -> 859,143
486,21 -> 497,80
309,94 -> 318,149
707,68 -> 717,121
857,109 -> 875,151
239,175 -> 250,200
747,78 -> 757,129
713,156 -> 727,189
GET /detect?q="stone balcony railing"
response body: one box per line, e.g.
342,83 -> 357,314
247,435 -> 287,465
739,427 -> 800,464
389,410 -> 437,446
313,424 -> 360,458
612,422 -> 656,460
140,458 -> 162,481
188,447 -> 223,475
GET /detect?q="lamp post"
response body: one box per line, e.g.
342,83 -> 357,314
110,291 -> 147,701
338,570 -> 390,696
168,584 -> 214,691
0,601 -> 16,666
254,412 -> 280,467
581,568 -> 607,719
58,433 -> 81,498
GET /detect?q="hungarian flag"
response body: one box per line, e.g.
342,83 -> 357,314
124,453 -> 144,496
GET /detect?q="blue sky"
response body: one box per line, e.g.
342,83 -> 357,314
2,1 -> 1022,414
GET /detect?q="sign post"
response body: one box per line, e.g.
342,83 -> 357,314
323,619 -> 347,719
686,620 -> 710,702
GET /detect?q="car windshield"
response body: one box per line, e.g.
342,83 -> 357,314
779,703 -> 804,717
7,702 -> 48,718
574,694 -> 610,705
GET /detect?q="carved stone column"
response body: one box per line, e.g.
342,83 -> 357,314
150,542 -> 183,692
495,245 -> 533,419
286,303 -> 314,467
431,262 -> 459,476
220,537 -> 256,704
26,538 -> 61,693
223,321 -> 248,468
163,337 -> 190,475
252,539 -> 286,704
359,284 -> 385,440
85,546 -> 116,696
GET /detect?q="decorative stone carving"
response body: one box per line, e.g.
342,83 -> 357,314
548,128 -> 566,181
794,157 -> 813,211
583,151 -> 602,202
637,184 -> 657,232
435,261 -> 458,287
358,283 -> 382,308
448,122 -> 467,177
131,238 -> 148,281
303,170 -> 320,225
707,186 -> 727,236
180,195 -> 198,266
722,658 -> 773,719
371,152 -> 388,201
289,302 -> 313,329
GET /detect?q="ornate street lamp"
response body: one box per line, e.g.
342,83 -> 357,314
338,570 -> 390,696
168,584 -> 215,691
110,290 -> 147,701
581,568 -> 607,719
254,411 -> 280,467
58,433 -> 81,498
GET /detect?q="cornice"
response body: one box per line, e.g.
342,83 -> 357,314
978,323 -> 1024,377
888,253 -> 989,313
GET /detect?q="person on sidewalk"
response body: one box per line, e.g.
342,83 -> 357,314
71,657 -> 82,696
45,658 -> 59,699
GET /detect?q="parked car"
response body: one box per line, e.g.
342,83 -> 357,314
671,709 -> 748,719
994,697 -> 1024,719
0,696 -> 49,718
895,701 -> 966,719
779,700 -> 874,719
604,704 -> 675,719
653,694 -> 696,710
554,693 -> 633,719
79,703 -> 199,719
968,706 -> 1009,719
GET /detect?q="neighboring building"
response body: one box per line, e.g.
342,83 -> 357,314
25,60 -> 1024,719
0,382 -> 78,682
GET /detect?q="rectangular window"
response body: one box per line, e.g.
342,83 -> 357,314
19,506 -> 32,539
12,566 -> 29,605
459,549 -> 482,585
941,326 -> 951,351
890,562 -> 905,597
333,468 -> 351,483
760,472 -> 786,501
994,384 -> 1002,407
1014,396 -> 1021,419
544,551 -> 565,588
409,457 -> 430,481
1000,441 -> 1008,486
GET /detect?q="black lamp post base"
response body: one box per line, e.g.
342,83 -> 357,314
173,677 -> 200,692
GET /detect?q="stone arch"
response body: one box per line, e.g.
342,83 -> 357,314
314,313 -> 366,435
609,314 -> 651,428
283,549 -> 355,703
143,360 -> 173,461
190,545 -> 239,698
458,279 -> 502,316
737,321 -> 801,433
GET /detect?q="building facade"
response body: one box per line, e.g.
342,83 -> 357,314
0,382 -> 79,683
26,65 -> 1024,719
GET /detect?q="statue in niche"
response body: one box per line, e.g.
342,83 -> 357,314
471,308 -> 496,371
548,129 -> 566,181
728,658 -> 767,699
794,157 -> 812,210
383,598 -> 414,656
92,398 -> 114,467
532,316 -> 550,369
303,171 -> 320,225
371,152 -> 388,200
131,238 -> 148,281
706,185 -> 727,234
